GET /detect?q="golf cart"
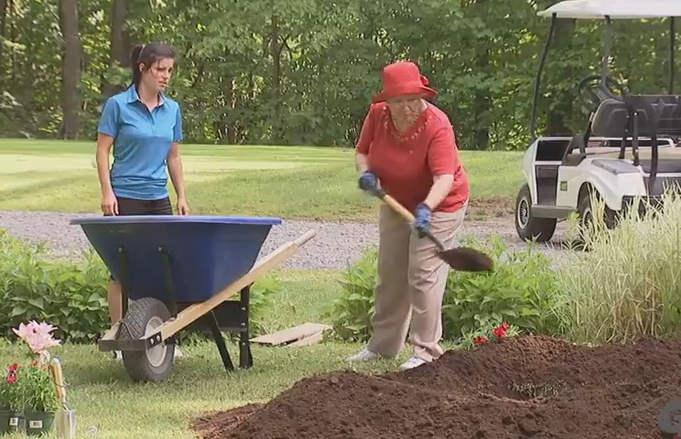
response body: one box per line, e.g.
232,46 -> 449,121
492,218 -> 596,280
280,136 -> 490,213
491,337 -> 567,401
515,0 -> 681,243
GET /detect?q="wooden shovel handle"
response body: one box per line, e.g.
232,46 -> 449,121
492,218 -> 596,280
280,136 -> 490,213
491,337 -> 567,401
378,191 -> 446,252
50,358 -> 67,401
380,193 -> 416,223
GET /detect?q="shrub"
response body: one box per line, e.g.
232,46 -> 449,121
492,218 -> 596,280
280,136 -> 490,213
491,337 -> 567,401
326,248 -> 377,342
0,229 -> 109,344
553,189 -> 681,344
0,228 -> 278,344
442,235 -> 562,341
328,234 -> 562,343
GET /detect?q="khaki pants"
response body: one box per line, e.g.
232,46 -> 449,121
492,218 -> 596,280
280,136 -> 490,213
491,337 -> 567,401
367,202 -> 466,362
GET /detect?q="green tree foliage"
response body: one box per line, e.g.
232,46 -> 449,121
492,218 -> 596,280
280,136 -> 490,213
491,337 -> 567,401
0,0 -> 678,149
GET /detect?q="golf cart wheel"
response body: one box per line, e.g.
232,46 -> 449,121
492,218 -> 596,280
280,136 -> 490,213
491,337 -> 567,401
514,183 -> 556,242
118,297 -> 175,383
576,187 -> 616,247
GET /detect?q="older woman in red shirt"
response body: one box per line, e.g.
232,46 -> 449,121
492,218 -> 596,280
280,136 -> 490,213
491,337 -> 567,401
347,60 -> 470,371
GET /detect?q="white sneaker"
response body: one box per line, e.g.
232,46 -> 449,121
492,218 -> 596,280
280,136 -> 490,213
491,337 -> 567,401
399,356 -> 427,371
345,347 -> 380,362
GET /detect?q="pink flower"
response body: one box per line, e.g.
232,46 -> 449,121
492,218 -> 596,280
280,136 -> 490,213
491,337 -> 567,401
12,321 -> 61,354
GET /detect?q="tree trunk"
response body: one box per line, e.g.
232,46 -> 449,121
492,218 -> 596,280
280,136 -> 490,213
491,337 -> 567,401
0,0 -> 7,89
269,13 -> 285,144
59,0 -> 81,139
472,0 -> 490,150
103,0 -> 132,97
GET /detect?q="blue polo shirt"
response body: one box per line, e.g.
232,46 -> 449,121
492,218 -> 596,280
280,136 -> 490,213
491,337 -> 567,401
97,85 -> 183,200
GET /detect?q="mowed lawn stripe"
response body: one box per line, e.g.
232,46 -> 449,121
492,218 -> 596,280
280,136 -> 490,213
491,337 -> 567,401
0,139 -> 524,220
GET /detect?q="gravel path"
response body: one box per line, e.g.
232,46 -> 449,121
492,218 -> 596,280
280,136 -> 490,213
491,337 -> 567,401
0,210 -> 575,270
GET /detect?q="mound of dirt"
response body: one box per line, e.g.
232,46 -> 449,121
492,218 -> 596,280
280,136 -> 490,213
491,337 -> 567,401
191,335 -> 681,439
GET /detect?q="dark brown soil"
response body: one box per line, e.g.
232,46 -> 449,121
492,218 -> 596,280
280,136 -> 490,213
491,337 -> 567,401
190,335 -> 681,439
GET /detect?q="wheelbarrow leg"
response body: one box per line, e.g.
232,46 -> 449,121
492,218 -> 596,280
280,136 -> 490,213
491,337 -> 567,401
239,285 -> 253,369
118,247 -> 130,318
208,311 -> 235,372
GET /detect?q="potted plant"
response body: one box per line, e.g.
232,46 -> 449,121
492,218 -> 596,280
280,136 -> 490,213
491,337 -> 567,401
19,361 -> 60,436
0,364 -> 25,434
5,321 -> 62,435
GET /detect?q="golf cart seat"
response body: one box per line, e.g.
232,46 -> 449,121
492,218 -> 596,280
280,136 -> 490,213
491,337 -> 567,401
591,95 -> 681,138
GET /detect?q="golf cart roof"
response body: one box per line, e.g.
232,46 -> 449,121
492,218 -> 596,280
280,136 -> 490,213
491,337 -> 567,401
538,0 -> 681,19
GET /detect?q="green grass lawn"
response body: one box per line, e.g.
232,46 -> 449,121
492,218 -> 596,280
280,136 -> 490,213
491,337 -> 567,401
0,138 -> 523,437
0,138 -> 524,221
0,269 -> 461,439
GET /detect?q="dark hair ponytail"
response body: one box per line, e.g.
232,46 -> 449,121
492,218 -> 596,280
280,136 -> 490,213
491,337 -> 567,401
130,42 -> 176,87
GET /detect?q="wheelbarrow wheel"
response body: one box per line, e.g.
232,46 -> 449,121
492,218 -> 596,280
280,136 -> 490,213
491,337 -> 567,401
117,297 -> 175,383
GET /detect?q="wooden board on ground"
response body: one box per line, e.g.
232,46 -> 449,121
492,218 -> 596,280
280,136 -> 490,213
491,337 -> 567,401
250,323 -> 331,346
288,331 -> 325,347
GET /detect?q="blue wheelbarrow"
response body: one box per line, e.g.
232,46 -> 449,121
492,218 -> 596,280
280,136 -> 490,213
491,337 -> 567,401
69,215 -> 316,383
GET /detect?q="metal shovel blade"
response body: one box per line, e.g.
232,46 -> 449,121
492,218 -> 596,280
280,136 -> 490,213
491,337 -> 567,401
55,409 -> 76,439
51,358 -> 76,438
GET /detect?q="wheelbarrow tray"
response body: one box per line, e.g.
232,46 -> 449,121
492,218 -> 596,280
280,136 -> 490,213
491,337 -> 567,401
70,215 -> 316,382
71,215 -> 283,303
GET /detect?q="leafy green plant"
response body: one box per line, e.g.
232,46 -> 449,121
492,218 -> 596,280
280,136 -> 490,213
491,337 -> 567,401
442,235 -> 562,341
328,235 -> 562,343
326,248 -> 378,342
456,320 -> 521,351
248,274 -> 281,336
2,320 -> 62,413
0,229 -> 109,344
15,362 -> 60,412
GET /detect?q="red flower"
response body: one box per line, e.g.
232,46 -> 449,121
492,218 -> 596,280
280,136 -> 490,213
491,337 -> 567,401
8,364 -> 18,373
31,361 -> 38,367
6,374 -> 16,384
501,322 -> 510,330
492,327 -> 507,338
473,336 -> 488,345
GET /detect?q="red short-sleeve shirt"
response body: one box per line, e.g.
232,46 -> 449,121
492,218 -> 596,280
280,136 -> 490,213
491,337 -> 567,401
356,102 -> 470,213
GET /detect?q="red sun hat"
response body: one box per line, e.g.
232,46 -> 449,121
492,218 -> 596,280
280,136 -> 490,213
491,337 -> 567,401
372,61 -> 438,103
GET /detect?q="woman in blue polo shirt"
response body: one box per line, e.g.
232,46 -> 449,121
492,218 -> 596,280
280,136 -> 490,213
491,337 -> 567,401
95,42 -> 188,358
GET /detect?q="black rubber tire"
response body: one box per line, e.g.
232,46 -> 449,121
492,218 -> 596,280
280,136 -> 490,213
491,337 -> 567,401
118,297 -> 175,383
514,183 -> 557,242
575,186 -> 617,249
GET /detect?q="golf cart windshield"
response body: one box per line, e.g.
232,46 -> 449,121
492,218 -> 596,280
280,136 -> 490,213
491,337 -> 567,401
530,0 -> 681,139
531,0 -> 681,196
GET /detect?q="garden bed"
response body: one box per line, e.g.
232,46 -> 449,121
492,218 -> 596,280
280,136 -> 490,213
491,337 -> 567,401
191,334 -> 680,439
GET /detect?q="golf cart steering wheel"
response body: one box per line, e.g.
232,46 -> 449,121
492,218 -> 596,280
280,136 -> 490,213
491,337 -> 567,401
577,74 -> 627,112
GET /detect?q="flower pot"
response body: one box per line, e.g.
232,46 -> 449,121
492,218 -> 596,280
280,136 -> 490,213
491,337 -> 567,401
0,409 -> 11,434
6,411 -> 25,434
24,411 -> 54,436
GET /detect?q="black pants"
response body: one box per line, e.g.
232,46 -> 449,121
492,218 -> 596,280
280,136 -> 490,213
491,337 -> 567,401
113,196 -> 174,216
107,196 -> 173,281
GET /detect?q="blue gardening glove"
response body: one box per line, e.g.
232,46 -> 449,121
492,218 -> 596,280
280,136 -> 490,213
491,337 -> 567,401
358,171 -> 380,196
413,202 -> 431,238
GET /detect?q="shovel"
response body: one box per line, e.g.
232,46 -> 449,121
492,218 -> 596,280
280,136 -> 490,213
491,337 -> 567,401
50,358 -> 76,438
376,190 -> 494,272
